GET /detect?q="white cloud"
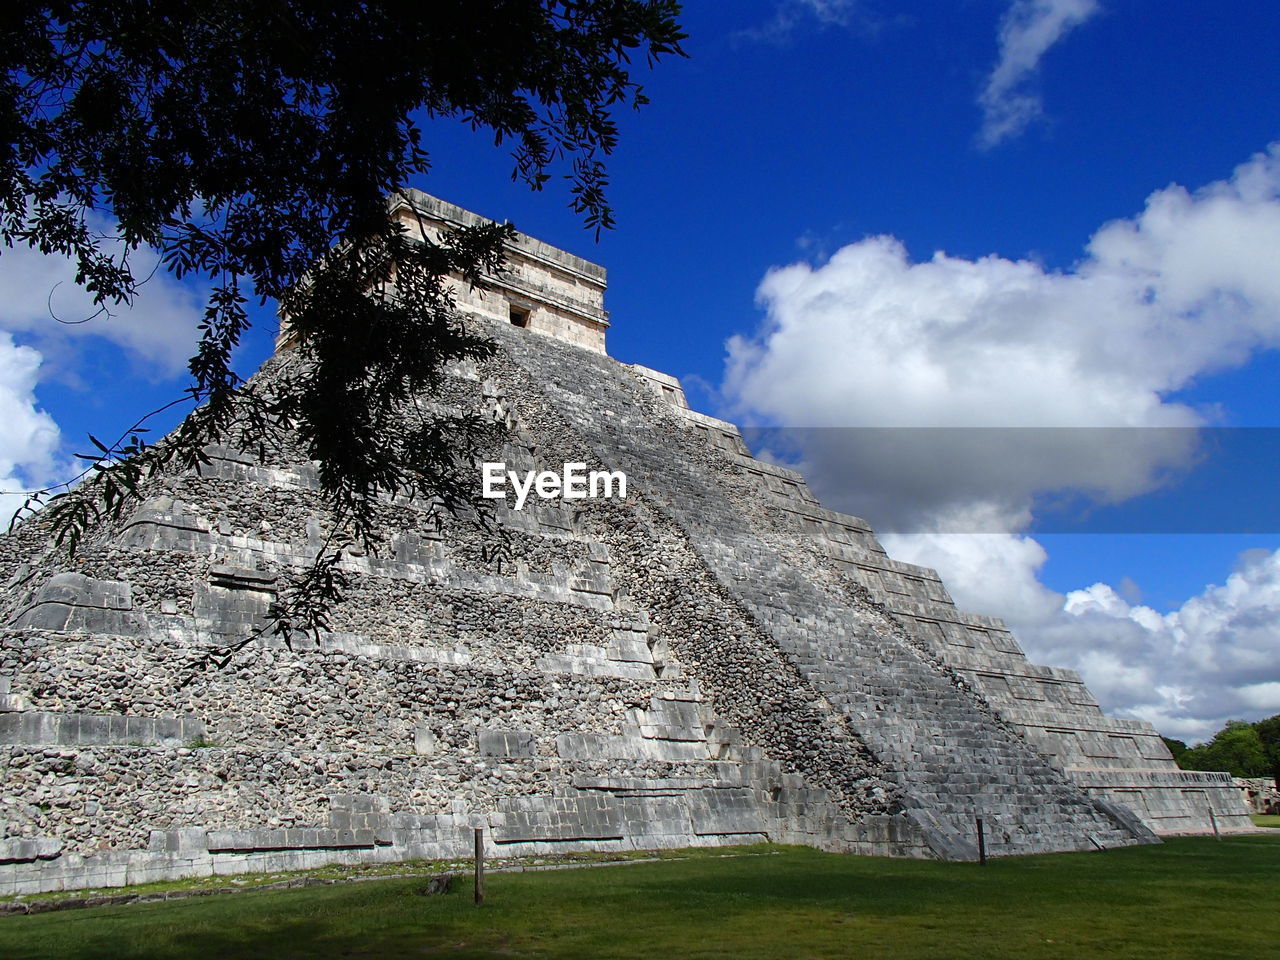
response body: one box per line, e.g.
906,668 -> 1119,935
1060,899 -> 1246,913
979,0 -> 1100,147
723,143 -> 1280,737
741,0 -> 859,42
0,234 -> 204,380
724,143 -> 1280,529
0,224 -> 207,521
1053,549 -> 1280,739
793,0 -> 856,25
882,529 -> 1060,624
0,333 -> 61,523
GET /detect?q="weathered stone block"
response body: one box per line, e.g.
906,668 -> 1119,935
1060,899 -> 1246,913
0,838 -> 63,864
478,729 -> 536,758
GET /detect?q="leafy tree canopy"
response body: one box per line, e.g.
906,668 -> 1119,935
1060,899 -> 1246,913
1175,719 -> 1272,779
1253,713 -> 1280,782
1,1 -> 685,630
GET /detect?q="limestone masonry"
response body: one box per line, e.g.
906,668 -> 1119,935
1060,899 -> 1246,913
0,193 -> 1251,895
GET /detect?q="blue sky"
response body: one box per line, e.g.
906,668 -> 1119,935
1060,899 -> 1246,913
1,0 -> 1278,740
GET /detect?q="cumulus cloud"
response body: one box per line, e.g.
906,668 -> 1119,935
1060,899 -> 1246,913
882,530 -> 1060,624
1065,551 -> 1280,730
0,333 -> 61,523
0,233 -> 204,380
723,144 -> 1280,736
979,0 -> 1100,147
725,143 -> 1280,529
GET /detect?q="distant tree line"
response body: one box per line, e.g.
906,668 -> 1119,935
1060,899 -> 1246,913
1162,714 -> 1280,782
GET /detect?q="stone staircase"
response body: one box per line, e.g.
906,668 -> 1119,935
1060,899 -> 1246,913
493,319 -> 1153,857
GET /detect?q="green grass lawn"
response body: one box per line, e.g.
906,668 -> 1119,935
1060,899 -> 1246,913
2,836 -> 1277,960
1250,813 -> 1280,828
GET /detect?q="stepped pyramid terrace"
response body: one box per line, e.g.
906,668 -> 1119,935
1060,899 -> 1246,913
0,192 -> 1251,896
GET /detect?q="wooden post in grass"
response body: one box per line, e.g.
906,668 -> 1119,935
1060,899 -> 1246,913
975,816 -> 987,865
474,827 -> 485,905
1208,807 -> 1221,841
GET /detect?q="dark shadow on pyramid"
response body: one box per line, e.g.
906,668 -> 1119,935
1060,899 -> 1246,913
0,193 -> 1251,895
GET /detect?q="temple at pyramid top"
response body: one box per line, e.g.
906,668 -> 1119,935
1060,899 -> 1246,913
394,190 -> 611,354
275,190 -> 610,355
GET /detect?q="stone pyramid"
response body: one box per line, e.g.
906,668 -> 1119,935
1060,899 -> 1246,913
0,193 -> 1250,895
